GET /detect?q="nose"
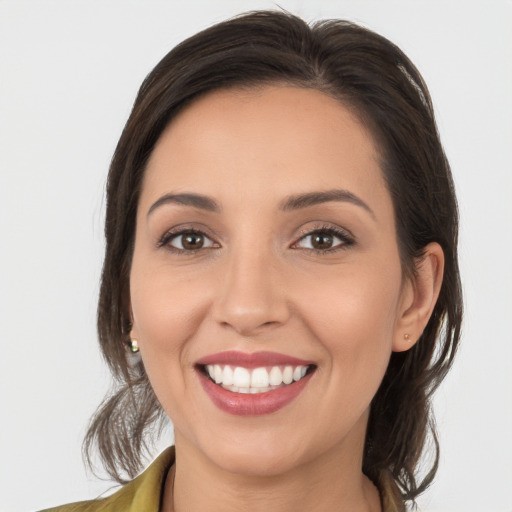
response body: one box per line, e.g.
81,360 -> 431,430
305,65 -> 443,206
211,246 -> 290,337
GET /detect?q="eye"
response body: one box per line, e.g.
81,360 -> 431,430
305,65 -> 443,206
294,227 -> 353,252
162,230 -> 218,252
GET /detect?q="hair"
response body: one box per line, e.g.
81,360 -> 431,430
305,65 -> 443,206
84,10 -> 462,510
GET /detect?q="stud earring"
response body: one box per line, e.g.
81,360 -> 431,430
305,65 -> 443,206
404,333 -> 411,342
129,338 -> 140,353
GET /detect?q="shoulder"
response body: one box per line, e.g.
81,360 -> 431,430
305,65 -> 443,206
39,447 -> 175,512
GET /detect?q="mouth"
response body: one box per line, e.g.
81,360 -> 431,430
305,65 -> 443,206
195,351 -> 317,415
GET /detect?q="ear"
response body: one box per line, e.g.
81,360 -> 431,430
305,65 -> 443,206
393,242 -> 444,352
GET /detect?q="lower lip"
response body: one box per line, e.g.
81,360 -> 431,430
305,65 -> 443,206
198,370 -> 313,416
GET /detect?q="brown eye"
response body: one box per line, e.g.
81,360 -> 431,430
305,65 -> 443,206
182,233 -> 204,250
311,233 -> 334,250
168,231 -> 216,251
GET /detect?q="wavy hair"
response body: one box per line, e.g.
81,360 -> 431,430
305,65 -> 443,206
84,11 -> 462,510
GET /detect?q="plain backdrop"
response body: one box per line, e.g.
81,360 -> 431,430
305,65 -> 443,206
0,1 -> 511,511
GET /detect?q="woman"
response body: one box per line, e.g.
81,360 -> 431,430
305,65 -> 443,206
44,10 -> 461,512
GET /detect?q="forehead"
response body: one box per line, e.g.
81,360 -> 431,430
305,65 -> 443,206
141,85 -> 388,212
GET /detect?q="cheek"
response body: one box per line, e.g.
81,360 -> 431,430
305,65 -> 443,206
129,263 -> 217,440
299,258 -> 401,331
294,260 -> 402,387
129,260 -> 210,383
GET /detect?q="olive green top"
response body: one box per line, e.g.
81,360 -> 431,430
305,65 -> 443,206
40,447 -> 175,512
41,446 -> 400,512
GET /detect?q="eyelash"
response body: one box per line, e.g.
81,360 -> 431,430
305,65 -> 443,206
158,225 -> 355,254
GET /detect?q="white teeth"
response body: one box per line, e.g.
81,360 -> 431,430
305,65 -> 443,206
269,366 -> 283,386
204,363 -> 311,392
222,365 -> 234,386
283,366 -> 293,384
214,365 -> 223,384
251,367 -> 269,388
233,367 -> 251,388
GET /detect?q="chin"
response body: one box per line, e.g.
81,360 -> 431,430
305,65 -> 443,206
210,443 -> 307,478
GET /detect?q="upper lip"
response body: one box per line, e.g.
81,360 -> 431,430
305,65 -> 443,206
196,351 -> 314,369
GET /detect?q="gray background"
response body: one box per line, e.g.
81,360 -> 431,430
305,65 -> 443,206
1,1 -> 511,511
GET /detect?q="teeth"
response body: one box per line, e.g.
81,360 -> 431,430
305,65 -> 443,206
283,366 -> 293,384
214,365 -> 223,384
222,365 -> 234,386
269,366 -> 283,386
204,364 -> 311,392
233,367 -> 251,388
251,367 -> 269,388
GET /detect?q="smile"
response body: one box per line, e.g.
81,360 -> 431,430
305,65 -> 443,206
196,351 -> 316,415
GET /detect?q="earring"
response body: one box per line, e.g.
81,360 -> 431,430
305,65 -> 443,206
404,333 -> 411,342
129,338 -> 140,353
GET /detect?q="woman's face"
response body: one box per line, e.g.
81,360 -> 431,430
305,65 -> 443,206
130,85 -> 413,476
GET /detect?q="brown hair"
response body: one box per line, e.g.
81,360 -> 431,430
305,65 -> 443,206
84,10 -> 462,509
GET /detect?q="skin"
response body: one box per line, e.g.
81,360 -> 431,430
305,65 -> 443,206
129,86 -> 444,512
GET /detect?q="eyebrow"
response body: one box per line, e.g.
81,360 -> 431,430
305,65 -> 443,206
280,189 -> 376,219
148,193 -> 220,216
147,188 -> 375,219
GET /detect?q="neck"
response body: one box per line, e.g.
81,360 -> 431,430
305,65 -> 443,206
165,429 -> 381,512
